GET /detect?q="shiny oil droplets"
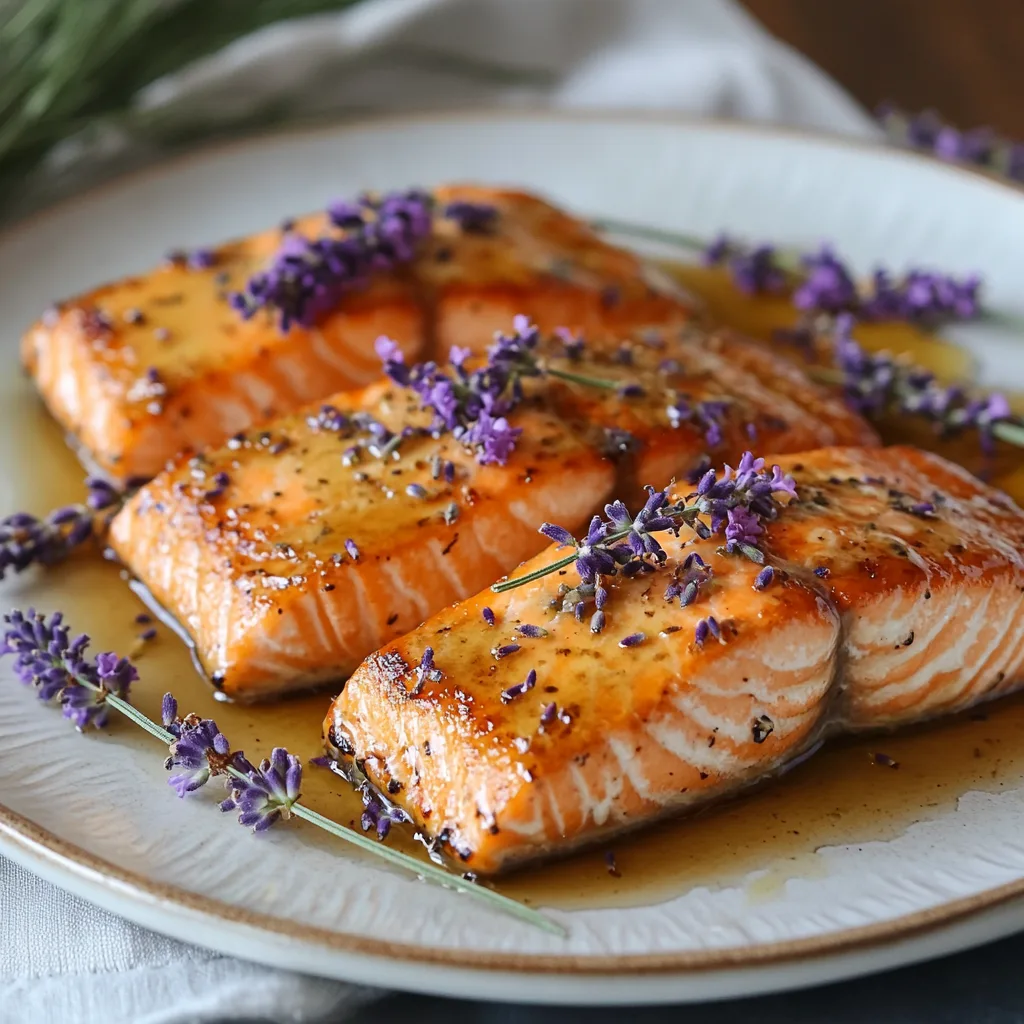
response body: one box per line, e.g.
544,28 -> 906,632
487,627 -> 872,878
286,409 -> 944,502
5,268 -> 1024,911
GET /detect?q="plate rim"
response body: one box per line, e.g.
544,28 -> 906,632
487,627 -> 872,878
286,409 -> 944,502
4,107 -> 1024,243
6,108 -> 1024,985
7,798 -> 1024,985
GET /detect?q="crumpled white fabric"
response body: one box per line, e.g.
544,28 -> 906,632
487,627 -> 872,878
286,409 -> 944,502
1,1 -> 875,1021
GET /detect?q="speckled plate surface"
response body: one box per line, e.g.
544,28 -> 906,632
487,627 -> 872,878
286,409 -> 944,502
4,113 -> 1024,1005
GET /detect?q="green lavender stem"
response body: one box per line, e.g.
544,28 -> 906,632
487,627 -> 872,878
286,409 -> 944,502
491,505 -> 701,593
590,218 -> 708,254
75,677 -> 565,936
546,366 -> 623,391
491,551 -> 580,592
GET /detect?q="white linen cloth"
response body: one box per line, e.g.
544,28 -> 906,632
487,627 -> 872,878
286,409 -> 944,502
2,2 -> 876,1021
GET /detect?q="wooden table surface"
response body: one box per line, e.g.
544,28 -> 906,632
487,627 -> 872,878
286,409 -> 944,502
740,0 -> 1024,138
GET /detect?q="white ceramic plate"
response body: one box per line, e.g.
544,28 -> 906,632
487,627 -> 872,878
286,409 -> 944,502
4,113 -> 1024,1006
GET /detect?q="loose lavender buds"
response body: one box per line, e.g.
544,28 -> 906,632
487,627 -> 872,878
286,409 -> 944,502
221,748 -> 303,831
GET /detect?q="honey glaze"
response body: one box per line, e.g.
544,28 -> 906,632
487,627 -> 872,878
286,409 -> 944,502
4,268 -> 1024,913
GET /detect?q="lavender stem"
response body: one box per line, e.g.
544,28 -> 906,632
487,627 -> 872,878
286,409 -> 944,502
287,802 -> 564,936
491,551 -> 580,592
545,367 -> 624,391
67,675 -> 563,935
994,420 -> 1024,447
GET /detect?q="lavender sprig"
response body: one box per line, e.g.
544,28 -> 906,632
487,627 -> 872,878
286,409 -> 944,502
378,316 -> 629,466
591,218 -> 987,330
230,190 -> 434,332
877,104 -> 1024,182
0,610 -> 562,936
814,314 -> 1024,451
0,478 -> 124,580
702,236 -> 981,327
1,610 -> 137,729
493,453 -> 796,595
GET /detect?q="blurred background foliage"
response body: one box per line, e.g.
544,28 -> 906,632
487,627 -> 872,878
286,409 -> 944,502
0,0 -> 361,185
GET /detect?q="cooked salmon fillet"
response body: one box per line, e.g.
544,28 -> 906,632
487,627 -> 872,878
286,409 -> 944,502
23,186 -> 697,483
109,329 -> 876,700
324,446 -> 1024,874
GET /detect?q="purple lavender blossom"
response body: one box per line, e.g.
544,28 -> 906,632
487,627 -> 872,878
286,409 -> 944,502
501,668 -> 537,703
667,396 -> 730,447
84,477 -> 121,511
664,552 -> 712,607
793,246 -> 859,314
187,248 -> 217,270
703,236 -> 787,295
830,314 -> 1017,450
410,646 -> 441,694
730,246 -> 788,295
517,624 -> 548,638
62,652 -> 137,730
379,318 -> 544,466
165,715 -> 237,796
230,190 -> 434,332
161,692 -> 181,736
0,504 -> 93,579
694,616 -> 721,647
1,610 -> 136,729
221,748 -> 303,831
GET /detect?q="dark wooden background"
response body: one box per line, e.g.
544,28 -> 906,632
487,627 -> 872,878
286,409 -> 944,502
740,0 -> 1024,137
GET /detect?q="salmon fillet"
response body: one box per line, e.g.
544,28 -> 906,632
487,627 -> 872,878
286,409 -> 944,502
324,446 -> 1024,874
23,186 -> 697,483
109,329 -> 876,700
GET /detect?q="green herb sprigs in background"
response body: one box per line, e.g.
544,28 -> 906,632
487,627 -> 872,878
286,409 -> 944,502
0,0 -> 362,203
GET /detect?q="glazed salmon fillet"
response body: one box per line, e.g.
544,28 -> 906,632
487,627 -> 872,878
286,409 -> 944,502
324,446 -> 1024,874
23,186 -> 696,483
109,328 -> 875,700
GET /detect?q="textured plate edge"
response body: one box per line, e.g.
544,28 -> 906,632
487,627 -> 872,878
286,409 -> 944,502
5,111 -> 1024,996
8,753 -> 1024,989
4,108 -> 1024,243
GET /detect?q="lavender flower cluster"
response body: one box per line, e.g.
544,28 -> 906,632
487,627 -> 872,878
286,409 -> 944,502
160,693 -> 303,831
0,478 -> 120,580
878,104 -> 1024,182
377,317 -> 549,465
704,236 -> 981,327
1,610 -> 136,729
830,314 -> 1017,451
529,454 -> 796,637
230,190 -> 434,332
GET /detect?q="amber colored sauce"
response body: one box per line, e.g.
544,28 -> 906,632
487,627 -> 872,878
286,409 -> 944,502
8,263 -> 1024,911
